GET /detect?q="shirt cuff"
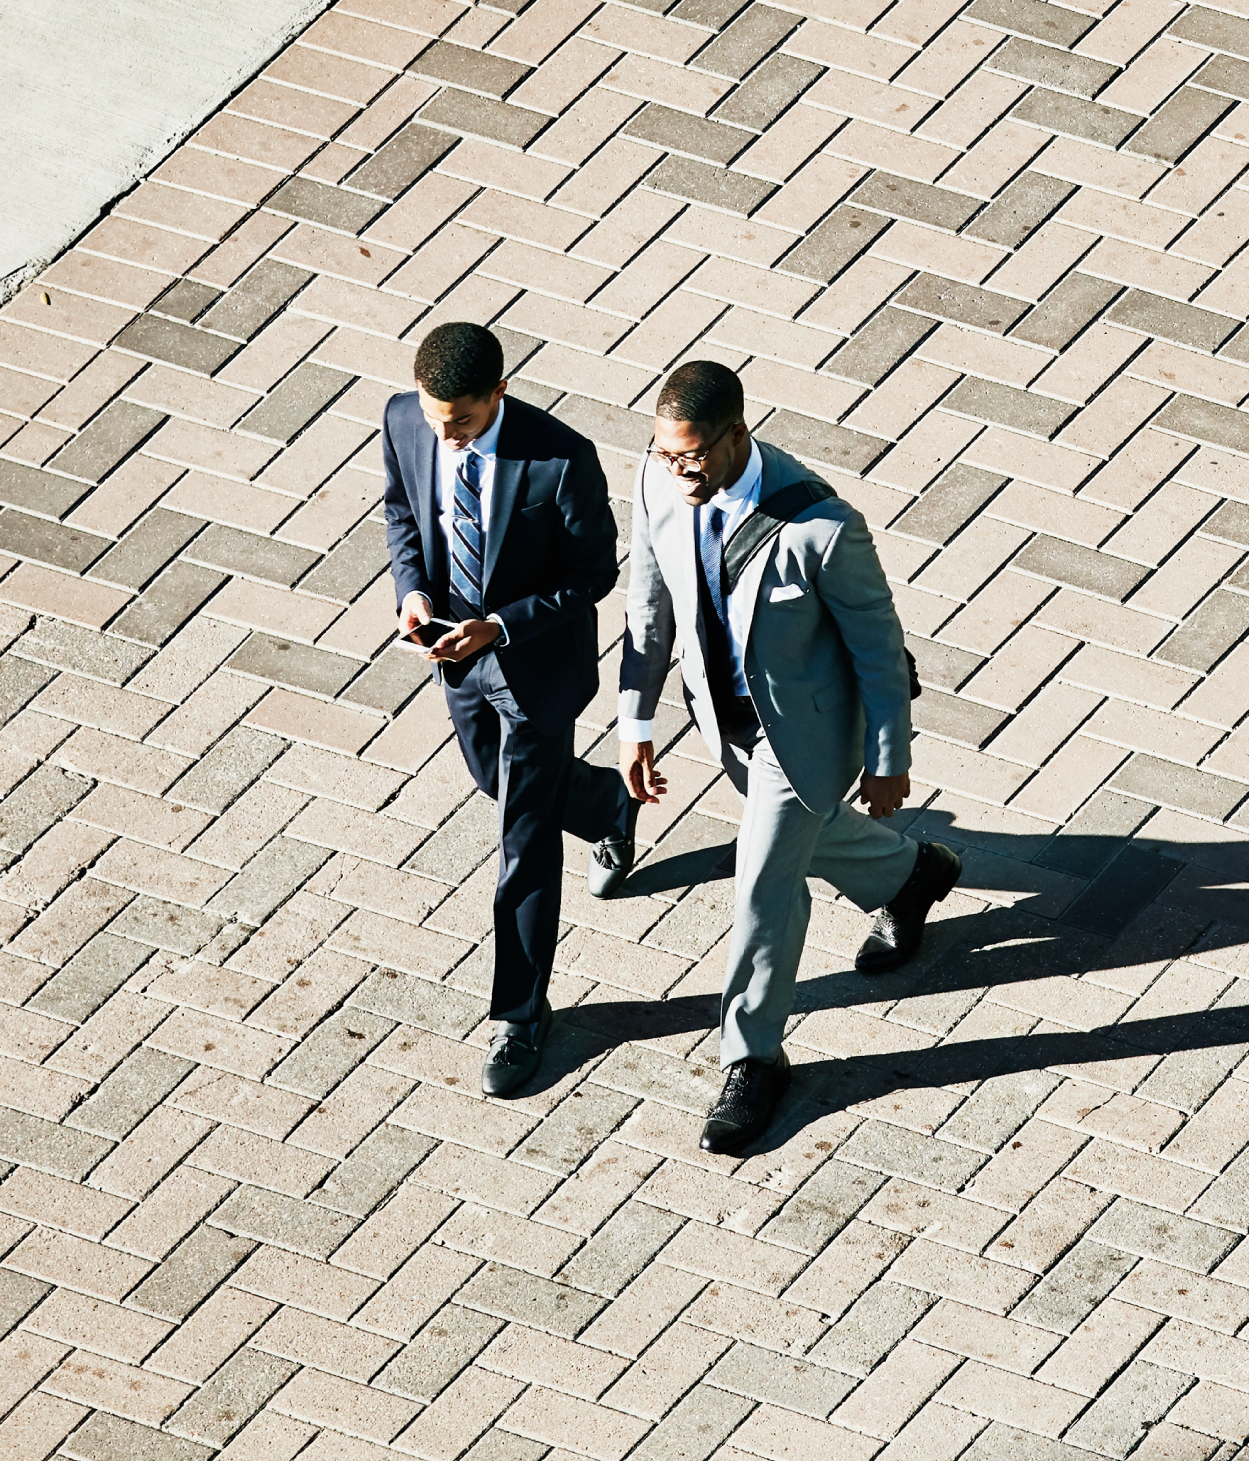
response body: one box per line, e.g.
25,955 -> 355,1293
617,717 -> 653,742
486,613 -> 509,647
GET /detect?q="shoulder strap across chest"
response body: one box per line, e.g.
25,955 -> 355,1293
721,479 -> 837,593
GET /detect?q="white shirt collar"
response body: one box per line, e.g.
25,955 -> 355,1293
454,397 -> 504,460
708,437 -> 762,513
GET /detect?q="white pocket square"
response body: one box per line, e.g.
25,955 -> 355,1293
769,584 -> 806,602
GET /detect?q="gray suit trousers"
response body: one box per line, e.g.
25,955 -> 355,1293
718,732 -> 918,1068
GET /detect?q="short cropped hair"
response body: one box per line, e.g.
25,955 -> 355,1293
656,360 -> 744,429
413,322 -> 504,401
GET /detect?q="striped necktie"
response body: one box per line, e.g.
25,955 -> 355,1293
450,449 -> 483,615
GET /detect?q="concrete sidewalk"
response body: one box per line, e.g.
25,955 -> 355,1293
0,0 -> 332,300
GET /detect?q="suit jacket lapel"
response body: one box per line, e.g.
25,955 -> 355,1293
484,454 -> 523,595
732,456 -> 780,653
414,425 -> 444,587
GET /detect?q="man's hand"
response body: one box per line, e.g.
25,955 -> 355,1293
620,741 -> 668,804
399,591 -> 432,648
429,619 -> 501,663
858,772 -> 910,820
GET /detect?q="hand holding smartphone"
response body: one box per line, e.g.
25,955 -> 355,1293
397,617 -> 457,652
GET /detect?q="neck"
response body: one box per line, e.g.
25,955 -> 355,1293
474,397 -> 501,443
719,434 -> 753,495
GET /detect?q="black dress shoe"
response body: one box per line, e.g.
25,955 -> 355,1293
586,796 -> 640,899
481,1000 -> 551,1097
700,1050 -> 791,1155
855,841 -> 962,975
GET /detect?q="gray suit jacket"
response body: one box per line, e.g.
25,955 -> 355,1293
620,438 -> 912,814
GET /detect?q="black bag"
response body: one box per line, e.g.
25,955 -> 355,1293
721,480 -> 922,701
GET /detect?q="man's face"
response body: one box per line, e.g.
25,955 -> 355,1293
652,416 -> 750,506
417,381 -> 507,450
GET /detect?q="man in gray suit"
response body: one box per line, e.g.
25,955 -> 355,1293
611,361 -> 961,1153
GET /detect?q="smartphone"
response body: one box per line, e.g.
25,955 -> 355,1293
397,618 -> 457,650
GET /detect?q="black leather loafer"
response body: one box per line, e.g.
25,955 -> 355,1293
586,796 -> 640,899
481,1000 -> 551,1097
700,1050 -> 791,1155
855,841 -> 962,975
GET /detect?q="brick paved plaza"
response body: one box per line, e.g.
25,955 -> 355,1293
2,0 -> 1249,1455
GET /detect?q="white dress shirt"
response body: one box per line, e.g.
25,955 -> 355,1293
415,398 -> 508,644
619,438 -> 763,742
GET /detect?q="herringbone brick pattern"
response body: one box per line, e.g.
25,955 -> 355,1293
1,0 -> 1249,1455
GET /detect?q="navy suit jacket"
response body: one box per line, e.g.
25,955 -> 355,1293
382,392 -> 618,736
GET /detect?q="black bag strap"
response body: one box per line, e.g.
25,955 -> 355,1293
721,479 -> 836,592
720,478 -> 922,700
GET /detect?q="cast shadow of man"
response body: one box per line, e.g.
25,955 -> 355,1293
536,811 -> 1249,1156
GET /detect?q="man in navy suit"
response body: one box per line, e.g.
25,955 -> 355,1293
383,323 -> 636,1095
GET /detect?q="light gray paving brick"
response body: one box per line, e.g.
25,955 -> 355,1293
111,562 -> 228,647
456,1263 -> 606,1339
1064,1358 -> 1193,1458
959,1423 -> 1089,1461
165,1349 -> 299,1447
198,260 -> 313,341
114,315 -> 239,375
1013,87 -> 1140,147
0,1107 -> 112,1182
266,178 -> 385,236
1011,1238 -> 1138,1335
267,1007 -> 393,1099
65,1046 -> 192,1140
128,1226 -> 256,1321
967,0 -> 1095,45
48,401 -> 167,484
780,206 -> 890,285
376,1306 -> 503,1404
89,509 -> 205,593
989,39 -> 1117,100
348,123 -> 456,198
208,1184 -> 360,1259
757,1158 -> 885,1255
624,105 -> 754,166
626,1383 -> 754,1460
714,52 -> 822,130
0,1268 -> 52,1338
803,1278 -> 931,1376
697,4 -> 798,78
825,306 -> 936,389
646,156 -> 776,216
895,276 -> 1030,335
708,1339 -> 851,1417
14,617 -> 154,684
1129,88 -> 1238,164
60,1411 -> 214,1461
208,836 -> 334,926
311,1125 -> 434,1219
1088,1199 -> 1237,1274
236,363 -> 354,445
557,1199 -> 685,1297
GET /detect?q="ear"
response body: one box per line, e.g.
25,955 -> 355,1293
494,380 -> 509,403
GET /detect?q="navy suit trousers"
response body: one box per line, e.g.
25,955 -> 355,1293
445,653 -> 626,1023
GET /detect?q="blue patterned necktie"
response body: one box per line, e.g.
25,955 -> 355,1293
450,449 -> 483,614
698,502 -> 728,629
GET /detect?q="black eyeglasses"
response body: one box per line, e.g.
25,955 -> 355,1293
646,421 -> 736,470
